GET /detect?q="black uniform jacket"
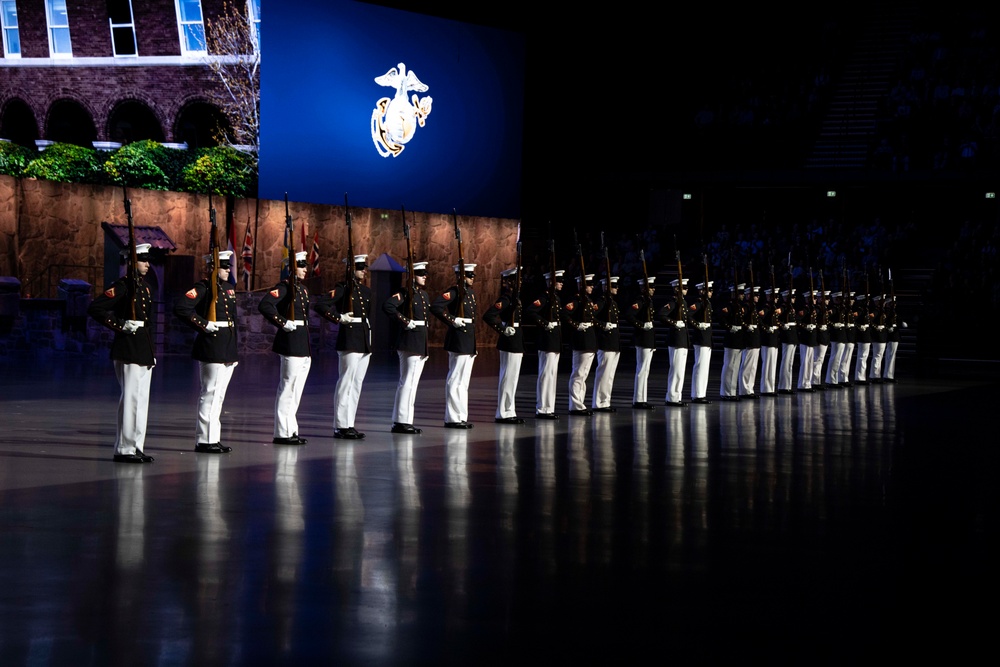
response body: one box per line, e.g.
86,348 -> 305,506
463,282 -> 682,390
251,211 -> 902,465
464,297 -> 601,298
625,295 -> 657,349
88,275 -> 155,366
174,278 -> 239,363
592,294 -> 621,352
431,285 -> 477,355
526,292 -> 562,353
383,287 -> 431,355
659,296 -> 690,348
315,281 -> 373,353
258,280 -> 312,357
482,292 -> 525,354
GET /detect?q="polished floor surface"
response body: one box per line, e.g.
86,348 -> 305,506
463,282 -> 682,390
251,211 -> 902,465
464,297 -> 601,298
1,350 -> 997,666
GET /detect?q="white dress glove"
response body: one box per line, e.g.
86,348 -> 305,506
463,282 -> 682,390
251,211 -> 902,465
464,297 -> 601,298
503,326 -> 516,337
204,321 -> 220,333
282,320 -> 297,332
675,321 -> 686,329
340,313 -> 358,324
642,321 -> 653,330
545,321 -> 559,331
123,320 -> 141,334
406,320 -> 418,330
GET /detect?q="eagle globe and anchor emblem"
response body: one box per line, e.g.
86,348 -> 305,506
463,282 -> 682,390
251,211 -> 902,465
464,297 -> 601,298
371,62 -> 433,157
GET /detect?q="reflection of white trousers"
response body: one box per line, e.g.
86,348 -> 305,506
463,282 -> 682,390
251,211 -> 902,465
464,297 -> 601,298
825,342 -> 845,385
811,343 -> 828,386
797,344 -> 815,389
497,351 -> 523,418
592,349 -> 620,409
633,347 -> 655,403
759,345 -> 778,394
720,347 -> 741,397
536,352 -> 560,414
854,342 -> 871,382
393,351 -> 427,425
665,346 -> 688,403
114,361 -> 153,455
446,352 -> 476,423
197,361 -> 237,444
840,342 -> 855,382
274,355 -> 311,438
568,350 -> 595,411
870,341 -> 886,378
884,341 -> 898,379
335,351 -> 370,428
690,346 -> 711,399
739,347 -> 759,395
777,343 -> 796,391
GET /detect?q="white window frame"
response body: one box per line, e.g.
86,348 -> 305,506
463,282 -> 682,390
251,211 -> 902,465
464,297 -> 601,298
247,0 -> 260,53
45,0 -> 73,58
109,0 -> 138,57
1,0 -> 20,58
175,0 -> 206,56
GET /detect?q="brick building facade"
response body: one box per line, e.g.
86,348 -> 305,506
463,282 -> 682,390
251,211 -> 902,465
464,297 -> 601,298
0,0 -> 254,148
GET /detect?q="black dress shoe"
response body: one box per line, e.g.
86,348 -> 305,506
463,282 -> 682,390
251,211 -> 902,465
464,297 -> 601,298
632,402 -> 655,410
196,442 -> 233,453
569,409 -> 593,416
664,401 -> 686,407
760,392 -> 777,397
777,389 -> 794,395
854,380 -> 867,386
740,393 -> 760,400
444,421 -> 473,429
273,436 -> 306,445
334,428 -> 365,439
720,396 -> 739,402
391,423 -> 422,434
292,433 -> 308,444
535,412 -> 560,420
494,417 -> 525,424
114,452 -> 153,464
692,397 -> 713,404
592,406 -> 617,413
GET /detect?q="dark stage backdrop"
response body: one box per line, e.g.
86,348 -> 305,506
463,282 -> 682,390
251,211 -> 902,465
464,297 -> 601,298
259,0 -> 525,219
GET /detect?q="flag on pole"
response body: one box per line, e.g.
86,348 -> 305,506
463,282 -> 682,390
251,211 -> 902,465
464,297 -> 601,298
309,231 -> 321,277
241,218 -> 254,291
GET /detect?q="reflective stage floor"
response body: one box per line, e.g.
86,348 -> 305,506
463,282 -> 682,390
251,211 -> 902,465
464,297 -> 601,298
1,351 -> 996,665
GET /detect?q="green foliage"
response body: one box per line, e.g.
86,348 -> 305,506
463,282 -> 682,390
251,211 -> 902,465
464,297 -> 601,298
22,143 -> 104,183
179,145 -> 257,197
0,141 -> 36,177
103,139 -> 171,190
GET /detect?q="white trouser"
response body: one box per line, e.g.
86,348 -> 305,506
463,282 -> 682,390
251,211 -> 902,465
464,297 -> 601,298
854,342 -> 871,382
592,349 -> 621,409
633,347 -> 655,403
568,350 -> 595,411
496,350 -> 523,418
114,360 -> 153,455
759,345 -> 778,394
393,351 -> 428,425
720,347 -> 741,397
445,352 -> 476,423
536,351 -> 560,414
840,342 -> 855,382
274,355 -> 311,438
197,361 -> 238,444
777,343 -> 796,391
884,341 -> 898,379
335,351 -> 371,429
690,345 -> 711,399
811,343 -> 828,387
870,341 -> 886,379
797,344 -> 815,389
739,347 -> 760,395
665,346 -> 688,403
825,342 -> 845,385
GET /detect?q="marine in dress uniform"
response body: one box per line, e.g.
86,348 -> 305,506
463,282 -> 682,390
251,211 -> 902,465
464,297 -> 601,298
258,251 -> 311,445
797,289 -> 819,391
383,261 -> 432,434
431,263 -> 478,428
719,283 -> 746,401
824,291 -> 848,388
777,288 -> 798,394
868,294 -> 888,382
758,287 -> 781,396
563,274 -> 599,415
87,243 -> 156,463
811,289 -> 831,389
738,285 -> 762,399
659,278 -> 690,406
626,276 -> 657,409
689,281 -> 714,404
839,292 -> 858,386
852,293 -> 873,384
525,270 -> 564,419
315,254 -> 374,439
591,276 -> 621,412
174,250 -> 239,453
883,295 -> 901,382
483,267 -> 526,423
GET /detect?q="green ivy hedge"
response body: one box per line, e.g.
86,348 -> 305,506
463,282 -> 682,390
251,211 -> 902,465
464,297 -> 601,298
4,140 -> 257,197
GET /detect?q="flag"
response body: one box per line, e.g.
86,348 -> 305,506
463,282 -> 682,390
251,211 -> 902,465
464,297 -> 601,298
241,218 -> 254,291
309,231 -> 321,277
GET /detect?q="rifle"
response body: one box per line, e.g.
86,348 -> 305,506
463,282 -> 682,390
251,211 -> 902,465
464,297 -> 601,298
674,237 -> 685,322
547,231 -> 558,323
207,192 -> 219,323
747,260 -> 758,326
878,269 -> 887,326
574,229 -> 592,323
284,193 -> 296,321
513,228 -> 523,325
401,205 -> 414,320
601,232 -> 612,323
122,183 -> 138,320
344,193 -> 357,316
818,269 -> 827,326
887,267 -> 896,326
769,263 -> 778,327
808,267 -> 817,325
702,253 -> 712,324
452,209 -> 465,320
639,247 -> 653,322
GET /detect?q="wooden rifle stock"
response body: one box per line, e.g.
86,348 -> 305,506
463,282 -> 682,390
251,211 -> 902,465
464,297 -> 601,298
574,229 -> 592,323
207,193 -> 219,323
401,205 -> 414,320
640,248 -> 652,321
547,235 -> 558,322
122,183 -> 138,320
284,193 -> 296,321
702,253 -> 712,324
452,209 -> 465,319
